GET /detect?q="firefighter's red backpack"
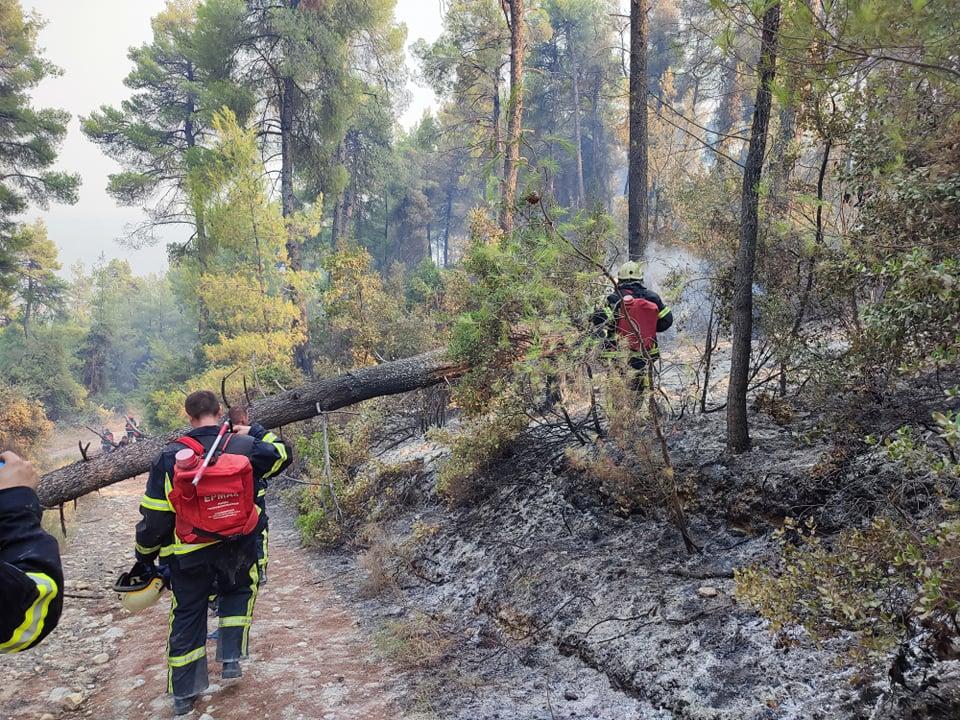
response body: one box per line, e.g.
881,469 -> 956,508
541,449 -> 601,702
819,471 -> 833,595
167,436 -> 259,544
616,295 -> 660,352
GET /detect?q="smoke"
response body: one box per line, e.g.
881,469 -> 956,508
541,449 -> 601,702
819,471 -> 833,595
642,242 -> 714,334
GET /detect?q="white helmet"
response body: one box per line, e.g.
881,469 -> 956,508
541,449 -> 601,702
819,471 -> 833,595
114,566 -> 165,614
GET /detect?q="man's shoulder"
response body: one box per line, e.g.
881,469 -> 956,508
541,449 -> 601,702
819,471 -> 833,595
635,286 -> 663,304
224,433 -> 256,456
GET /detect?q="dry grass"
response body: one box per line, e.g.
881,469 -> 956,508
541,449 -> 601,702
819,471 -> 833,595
373,612 -> 454,671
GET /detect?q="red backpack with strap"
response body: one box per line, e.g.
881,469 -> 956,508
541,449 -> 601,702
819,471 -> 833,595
616,295 -> 660,352
167,436 -> 259,544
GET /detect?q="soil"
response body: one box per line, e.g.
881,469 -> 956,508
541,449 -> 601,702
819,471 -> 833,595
0,474 -> 404,720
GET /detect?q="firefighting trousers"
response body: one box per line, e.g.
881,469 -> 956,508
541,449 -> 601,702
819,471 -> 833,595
255,496 -> 269,583
165,545 -> 259,700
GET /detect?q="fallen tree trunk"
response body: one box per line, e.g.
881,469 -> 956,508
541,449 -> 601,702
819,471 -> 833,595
38,350 -> 466,508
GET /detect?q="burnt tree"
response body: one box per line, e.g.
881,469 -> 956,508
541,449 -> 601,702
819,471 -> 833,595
38,351 -> 466,508
628,0 -> 649,260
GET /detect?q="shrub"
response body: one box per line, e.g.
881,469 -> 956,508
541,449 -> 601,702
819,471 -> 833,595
374,612 -> 454,670
296,406 -> 426,546
737,400 -> 960,670
433,400 -> 527,506
0,381 -> 53,459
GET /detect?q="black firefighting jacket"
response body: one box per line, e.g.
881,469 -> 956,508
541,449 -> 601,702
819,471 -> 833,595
135,424 -> 292,564
0,486 -> 64,653
592,280 -> 675,355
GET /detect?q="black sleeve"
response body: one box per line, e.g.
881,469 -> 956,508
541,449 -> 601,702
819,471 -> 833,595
248,423 -> 269,441
0,487 -> 64,653
134,452 -> 176,563
249,431 -> 293,481
644,290 -> 675,333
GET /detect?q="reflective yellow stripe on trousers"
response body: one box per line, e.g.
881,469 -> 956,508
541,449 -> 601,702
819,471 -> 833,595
0,573 -> 59,654
168,646 -> 206,667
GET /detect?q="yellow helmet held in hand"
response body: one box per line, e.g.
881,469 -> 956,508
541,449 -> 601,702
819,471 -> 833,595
114,563 -> 165,614
618,261 -> 645,283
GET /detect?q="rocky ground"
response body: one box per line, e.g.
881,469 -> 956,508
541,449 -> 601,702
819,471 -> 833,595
0,476 -> 404,720
4,368 -> 958,719
306,372 -> 960,719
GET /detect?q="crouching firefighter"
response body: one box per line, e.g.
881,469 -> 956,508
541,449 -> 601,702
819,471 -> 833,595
593,261 -> 674,391
124,391 -> 292,716
0,452 -> 64,654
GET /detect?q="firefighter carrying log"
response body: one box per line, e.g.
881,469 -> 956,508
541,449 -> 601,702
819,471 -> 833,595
593,261 -> 675,391
117,390 -> 292,716
0,452 -> 64,654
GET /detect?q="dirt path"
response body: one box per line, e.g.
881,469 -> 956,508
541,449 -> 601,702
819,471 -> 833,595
0,477 -> 404,720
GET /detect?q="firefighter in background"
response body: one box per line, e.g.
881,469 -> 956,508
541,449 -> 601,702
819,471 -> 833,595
101,428 -> 116,454
593,261 -> 675,391
228,405 -> 274,584
0,452 -> 64,654
128,391 -> 291,716
125,416 -> 144,443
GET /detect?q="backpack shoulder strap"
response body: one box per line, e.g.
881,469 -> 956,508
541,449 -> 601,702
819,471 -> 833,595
176,436 -> 205,455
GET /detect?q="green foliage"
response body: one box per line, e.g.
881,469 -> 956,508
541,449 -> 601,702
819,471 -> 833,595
738,406 -> 960,668
319,247 -> 440,367
0,323 -> 86,420
434,398 -> 528,506
446,207 -> 610,415
81,0 -> 251,243
0,0 -> 79,241
736,516 -> 913,663
0,380 -> 52,460
295,411 -> 377,547
0,220 -> 67,334
859,250 -> 960,372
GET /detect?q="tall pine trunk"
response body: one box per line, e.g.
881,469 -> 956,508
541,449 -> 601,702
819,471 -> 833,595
726,1 -> 781,454
569,28 -> 586,209
493,72 -> 503,172
499,0 -> 526,234
443,185 -> 453,267
280,71 -> 312,375
628,0 -> 649,261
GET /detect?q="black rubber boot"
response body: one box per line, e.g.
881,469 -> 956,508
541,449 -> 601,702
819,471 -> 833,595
173,696 -> 196,716
222,661 -> 242,679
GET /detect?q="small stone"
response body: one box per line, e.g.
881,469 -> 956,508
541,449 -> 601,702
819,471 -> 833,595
697,586 -> 719,598
564,690 -> 580,701
48,687 -> 71,703
272,606 -> 281,613
62,692 -> 85,710
199,714 -> 215,720
92,653 -> 109,665
40,714 -> 55,720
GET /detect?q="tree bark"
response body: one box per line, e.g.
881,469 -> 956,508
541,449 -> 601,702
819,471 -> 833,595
628,0 -> 649,261
726,1 -> 781,454
280,73 -> 312,375
568,28 -> 586,209
37,350 -> 468,508
443,185 -> 453,267
499,0 -> 526,234
493,71 -> 503,171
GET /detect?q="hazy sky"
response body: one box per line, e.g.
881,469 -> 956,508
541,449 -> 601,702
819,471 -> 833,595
21,0 -> 443,276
